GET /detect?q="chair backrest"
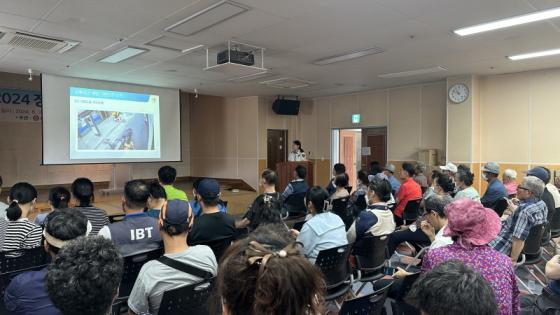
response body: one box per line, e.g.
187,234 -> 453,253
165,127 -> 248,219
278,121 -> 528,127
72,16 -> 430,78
108,213 -> 125,223
315,244 -> 351,289
551,207 -> 560,231
352,235 -> 389,271
119,247 -> 164,298
402,199 -> 422,221
339,289 -> 390,315
191,237 -> 232,262
492,198 -> 509,217
158,277 -> 216,315
0,247 -> 49,273
523,224 -> 545,258
284,192 -> 307,215
331,198 -> 353,229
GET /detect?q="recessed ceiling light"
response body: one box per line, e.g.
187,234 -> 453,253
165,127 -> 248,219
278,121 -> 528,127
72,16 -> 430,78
98,46 -> 148,63
378,66 -> 447,79
508,48 -> 560,60
313,47 -> 384,65
454,6 -> 560,36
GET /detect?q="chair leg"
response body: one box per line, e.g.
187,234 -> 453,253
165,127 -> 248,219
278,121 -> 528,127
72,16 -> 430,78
524,265 -> 547,288
355,282 -> 368,295
516,275 -> 534,295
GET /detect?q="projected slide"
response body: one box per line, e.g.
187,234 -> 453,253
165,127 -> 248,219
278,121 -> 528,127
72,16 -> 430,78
69,87 -> 161,159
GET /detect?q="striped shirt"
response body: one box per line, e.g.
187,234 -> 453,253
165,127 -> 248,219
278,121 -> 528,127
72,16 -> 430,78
0,218 -> 42,252
73,206 -> 109,235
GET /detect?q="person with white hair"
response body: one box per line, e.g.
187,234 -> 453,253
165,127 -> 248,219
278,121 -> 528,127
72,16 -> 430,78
503,169 -> 518,197
489,176 -> 548,263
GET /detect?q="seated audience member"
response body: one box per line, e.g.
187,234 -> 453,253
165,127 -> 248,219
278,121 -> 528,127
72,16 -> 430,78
326,163 -> 346,195
98,180 -> 162,256
439,162 -> 458,177
34,186 -> 71,226
4,209 -> 90,315
384,163 -> 401,194
0,182 -> 42,251
521,254 -> 560,314
288,140 -> 307,162
158,165 -> 188,201
454,165 -> 480,201
413,161 -> 429,190
545,171 -> 560,212
489,176 -> 547,262
347,178 -> 395,243
190,178 -> 227,217
71,177 -> 109,235
421,195 -> 453,249
282,165 -> 309,199
422,170 -> 443,200
46,236 -> 123,315
369,161 -> 383,176
480,162 -> 507,208
330,173 -> 350,200
290,186 -> 347,262
503,169 -> 519,197
434,173 -> 455,197
188,179 -> 237,245
218,236 -> 324,315
239,169 -> 283,230
145,181 -> 166,218
393,162 -> 422,226
526,167 -> 556,243
407,260 -> 498,315
0,176 -> 7,218
387,194 -> 453,256
347,169 -> 369,217
128,199 -> 217,314
421,199 -> 519,315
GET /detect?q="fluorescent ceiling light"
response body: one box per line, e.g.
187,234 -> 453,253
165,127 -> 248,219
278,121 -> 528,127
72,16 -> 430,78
454,6 -> 560,36
165,0 -> 249,37
99,46 -> 148,63
379,66 -> 447,79
181,44 -> 204,54
313,47 -> 384,65
508,48 -> 560,60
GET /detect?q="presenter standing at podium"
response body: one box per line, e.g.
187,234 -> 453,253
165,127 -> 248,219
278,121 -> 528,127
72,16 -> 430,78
288,140 -> 307,162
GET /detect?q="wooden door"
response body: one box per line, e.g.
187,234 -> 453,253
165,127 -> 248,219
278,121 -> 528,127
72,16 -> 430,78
267,129 -> 287,171
340,130 -> 357,191
361,128 -> 387,170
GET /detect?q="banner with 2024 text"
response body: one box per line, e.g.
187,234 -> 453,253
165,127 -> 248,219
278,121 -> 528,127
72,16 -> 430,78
0,88 -> 42,122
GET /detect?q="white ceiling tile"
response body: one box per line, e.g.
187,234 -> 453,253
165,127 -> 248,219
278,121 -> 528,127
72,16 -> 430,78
0,0 -> 60,19
0,12 -> 41,30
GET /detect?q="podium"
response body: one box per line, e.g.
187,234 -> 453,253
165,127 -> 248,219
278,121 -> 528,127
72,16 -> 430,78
276,161 -> 314,191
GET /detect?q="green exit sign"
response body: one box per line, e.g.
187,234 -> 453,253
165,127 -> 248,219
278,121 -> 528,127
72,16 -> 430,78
352,114 -> 361,124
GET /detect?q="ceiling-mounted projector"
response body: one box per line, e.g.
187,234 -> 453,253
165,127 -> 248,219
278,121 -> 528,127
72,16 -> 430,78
217,49 -> 255,66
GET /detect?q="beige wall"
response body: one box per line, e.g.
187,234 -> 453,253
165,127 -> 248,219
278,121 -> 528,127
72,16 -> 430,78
0,72 -> 190,187
190,94 -> 260,189
313,81 -> 447,162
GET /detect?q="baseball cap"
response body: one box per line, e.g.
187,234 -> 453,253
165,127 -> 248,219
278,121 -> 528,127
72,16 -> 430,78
197,178 -> 220,200
161,200 -> 190,226
439,162 -> 458,173
385,164 -> 396,173
481,162 -> 500,175
524,167 -> 550,183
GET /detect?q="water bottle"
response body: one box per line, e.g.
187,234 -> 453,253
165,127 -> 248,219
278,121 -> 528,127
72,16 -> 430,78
527,267 -> 538,293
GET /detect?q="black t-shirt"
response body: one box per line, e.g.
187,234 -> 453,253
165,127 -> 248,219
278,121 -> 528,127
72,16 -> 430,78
245,192 -> 284,230
188,212 -> 236,245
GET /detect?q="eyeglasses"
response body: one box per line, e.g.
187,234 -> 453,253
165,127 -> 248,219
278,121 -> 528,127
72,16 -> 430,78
518,186 -> 529,191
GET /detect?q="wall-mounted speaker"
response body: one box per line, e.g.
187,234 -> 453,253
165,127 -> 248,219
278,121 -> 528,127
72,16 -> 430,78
272,98 -> 300,115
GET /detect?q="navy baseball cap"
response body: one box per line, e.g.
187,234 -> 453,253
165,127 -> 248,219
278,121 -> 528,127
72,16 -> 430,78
161,200 -> 190,226
197,179 -> 220,199
525,167 -> 550,183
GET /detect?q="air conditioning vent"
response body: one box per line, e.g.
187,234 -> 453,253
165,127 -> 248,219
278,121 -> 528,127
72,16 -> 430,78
0,27 -> 80,53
